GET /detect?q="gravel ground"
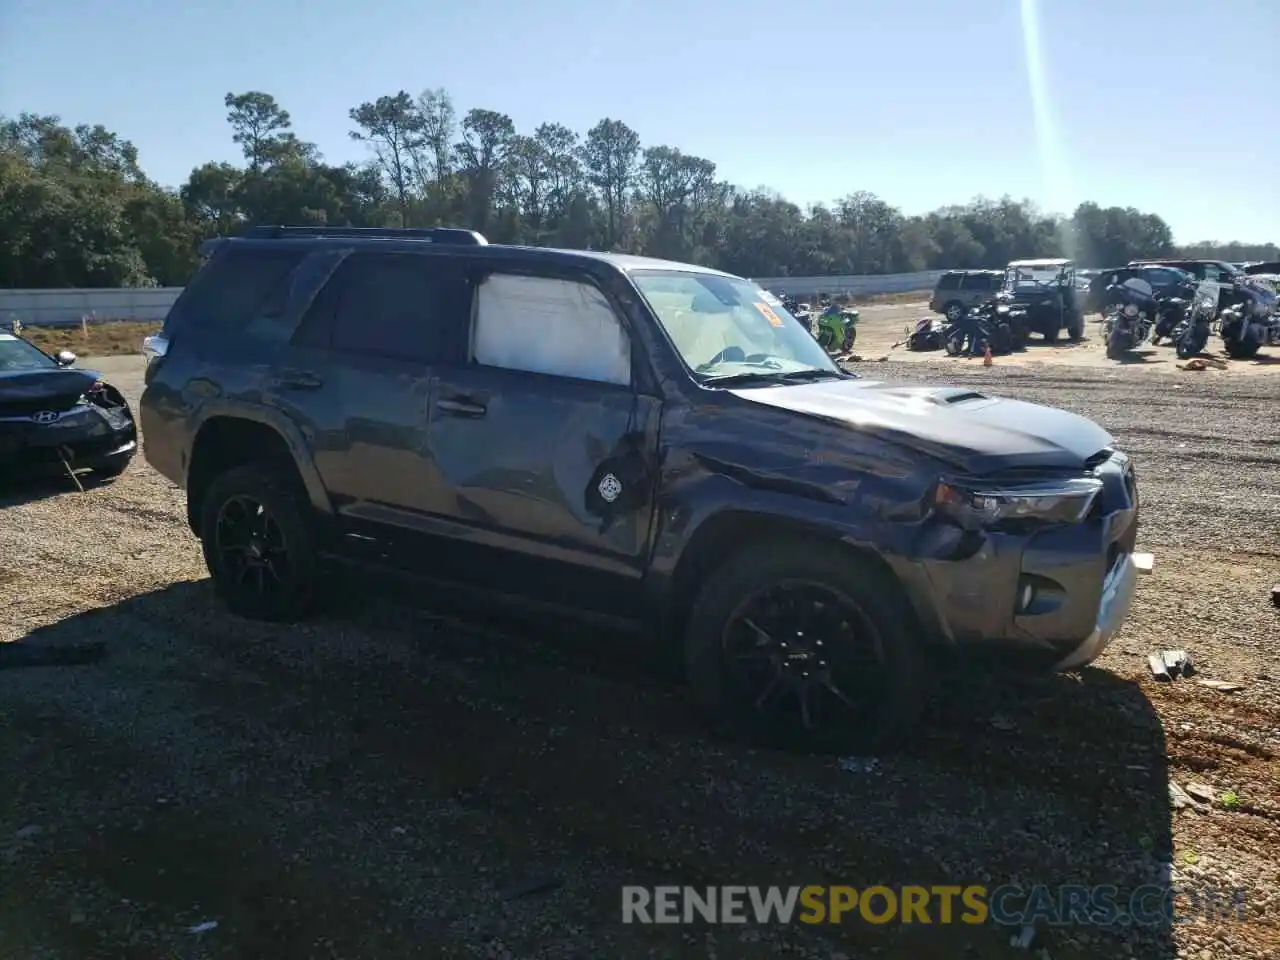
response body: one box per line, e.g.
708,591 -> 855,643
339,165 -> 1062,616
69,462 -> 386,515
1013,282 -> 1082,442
1,357 -> 1278,960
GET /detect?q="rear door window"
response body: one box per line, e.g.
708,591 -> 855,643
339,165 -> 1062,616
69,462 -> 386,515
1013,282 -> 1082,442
170,246 -> 306,334
291,252 -> 465,364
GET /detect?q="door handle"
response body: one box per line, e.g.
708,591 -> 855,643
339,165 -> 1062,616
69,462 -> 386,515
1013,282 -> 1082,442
274,370 -> 324,390
437,397 -> 487,417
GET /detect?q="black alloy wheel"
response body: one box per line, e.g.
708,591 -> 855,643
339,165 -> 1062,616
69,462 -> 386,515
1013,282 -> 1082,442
199,463 -> 319,622
721,580 -> 887,736
214,494 -> 292,601
684,540 -> 926,754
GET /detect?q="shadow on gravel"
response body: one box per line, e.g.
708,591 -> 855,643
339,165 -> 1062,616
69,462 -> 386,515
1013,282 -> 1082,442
9,579 -> 1175,960
0,469 -> 115,509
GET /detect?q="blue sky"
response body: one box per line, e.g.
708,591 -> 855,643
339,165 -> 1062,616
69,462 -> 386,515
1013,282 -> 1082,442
2,0 -> 1275,244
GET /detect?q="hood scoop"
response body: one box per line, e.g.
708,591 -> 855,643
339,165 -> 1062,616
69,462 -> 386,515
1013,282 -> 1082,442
929,388 -> 989,405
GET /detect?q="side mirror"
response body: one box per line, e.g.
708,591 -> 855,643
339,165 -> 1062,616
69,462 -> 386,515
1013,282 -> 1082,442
55,350 -> 77,366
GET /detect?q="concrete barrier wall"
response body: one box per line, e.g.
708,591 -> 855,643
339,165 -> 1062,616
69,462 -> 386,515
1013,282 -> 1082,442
4,271 -> 939,328
750,271 -> 943,297
2,288 -> 182,327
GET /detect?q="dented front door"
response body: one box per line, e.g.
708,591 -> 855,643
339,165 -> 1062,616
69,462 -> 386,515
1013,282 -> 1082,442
424,365 -> 661,614
420,268 -> 662,616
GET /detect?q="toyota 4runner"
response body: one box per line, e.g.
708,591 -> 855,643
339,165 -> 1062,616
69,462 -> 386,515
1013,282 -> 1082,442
140,226 -> 1152,752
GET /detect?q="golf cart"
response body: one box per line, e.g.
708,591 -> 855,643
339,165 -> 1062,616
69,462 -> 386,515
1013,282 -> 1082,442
1000,258 -> 1086,342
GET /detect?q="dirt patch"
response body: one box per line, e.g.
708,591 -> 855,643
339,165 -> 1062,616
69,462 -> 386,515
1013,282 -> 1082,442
18,321 -> 161,359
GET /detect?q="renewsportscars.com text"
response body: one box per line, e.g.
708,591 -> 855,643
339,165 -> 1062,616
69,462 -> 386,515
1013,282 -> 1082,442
621,884 -> 1247,927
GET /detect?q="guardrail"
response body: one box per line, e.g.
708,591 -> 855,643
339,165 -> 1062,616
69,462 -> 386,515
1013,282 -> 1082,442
2,288 -> 181,327
750,271 -> 944,297
3,271 -> 940,328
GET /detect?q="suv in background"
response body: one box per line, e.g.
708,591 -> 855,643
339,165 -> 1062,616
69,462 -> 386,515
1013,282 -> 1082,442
1085,265 -> 1198,315
1128,259 -> 1243,314
929,270 -> 1003,322
140,226 -> 1148,752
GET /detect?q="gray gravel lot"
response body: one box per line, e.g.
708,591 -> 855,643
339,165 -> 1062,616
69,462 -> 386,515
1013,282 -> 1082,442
1,356 -> 1278,960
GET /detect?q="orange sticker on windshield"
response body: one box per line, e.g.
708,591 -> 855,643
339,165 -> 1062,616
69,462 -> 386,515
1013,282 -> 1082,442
753,301 -> 784,327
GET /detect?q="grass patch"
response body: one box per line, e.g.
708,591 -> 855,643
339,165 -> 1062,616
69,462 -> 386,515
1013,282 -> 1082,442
19,320 -> 161,358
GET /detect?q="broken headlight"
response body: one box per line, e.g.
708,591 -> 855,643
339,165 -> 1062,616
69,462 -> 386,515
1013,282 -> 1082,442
933,476 -> 1103,530
76,380 -> 106,404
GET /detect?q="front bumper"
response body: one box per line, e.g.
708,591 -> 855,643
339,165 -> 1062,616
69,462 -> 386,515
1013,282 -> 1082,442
1051,549 -> 1152,670
893,451 -> 1152,670
0,404 -> 137,473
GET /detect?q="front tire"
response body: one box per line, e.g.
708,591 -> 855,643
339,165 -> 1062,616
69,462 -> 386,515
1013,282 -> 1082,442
1176,328 -> 1208,359
1106,329 -> 1127,359
198,463 -> 320,622
684,540 -> 926,754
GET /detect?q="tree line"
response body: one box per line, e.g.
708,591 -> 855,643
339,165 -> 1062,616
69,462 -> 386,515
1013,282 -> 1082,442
2,89 -> 1275,289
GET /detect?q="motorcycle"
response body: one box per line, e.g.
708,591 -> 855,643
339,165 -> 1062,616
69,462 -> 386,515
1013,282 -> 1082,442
905,316 -> 944,351
1150,295 -> 1190,345
814,304 -> 860,354
1219,290 -> 1280,359
1174,285 -> 1217,359
1102,278 -> 1156,358
943,299 -> 1024,357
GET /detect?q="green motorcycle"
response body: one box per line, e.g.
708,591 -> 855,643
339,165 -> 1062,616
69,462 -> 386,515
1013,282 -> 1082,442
814,305 -> 860,353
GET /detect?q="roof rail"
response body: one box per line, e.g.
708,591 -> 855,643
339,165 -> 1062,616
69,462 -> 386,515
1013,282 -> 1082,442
240,225 -> 489,245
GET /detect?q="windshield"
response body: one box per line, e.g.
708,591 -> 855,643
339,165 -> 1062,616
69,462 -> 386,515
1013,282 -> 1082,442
632,271 -> 840,382
1004,265 -> 1069,290
0,334 -> 57,372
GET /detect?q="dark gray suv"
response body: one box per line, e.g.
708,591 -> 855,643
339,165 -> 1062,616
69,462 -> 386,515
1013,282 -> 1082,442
929,270 -> 1004,321
140,226 -> 1150,752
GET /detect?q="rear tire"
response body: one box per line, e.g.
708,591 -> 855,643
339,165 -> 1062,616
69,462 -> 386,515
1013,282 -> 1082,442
684,540 -> 927,754
198,462 -> 320,622
1067,312 -> 1085,341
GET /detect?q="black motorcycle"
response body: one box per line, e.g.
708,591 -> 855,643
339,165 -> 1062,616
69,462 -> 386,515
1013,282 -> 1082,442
943,299 -> 1024,357
1102,280 -> 1156,358
906,316 -> 944,351
1219,281 -> 1280,359
1174,289 -> 1216,358
1150,295 -> 1190,345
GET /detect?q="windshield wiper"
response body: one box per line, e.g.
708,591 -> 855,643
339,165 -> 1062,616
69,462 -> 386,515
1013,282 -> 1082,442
701,368 -> 844,388
773,368 -> 846,382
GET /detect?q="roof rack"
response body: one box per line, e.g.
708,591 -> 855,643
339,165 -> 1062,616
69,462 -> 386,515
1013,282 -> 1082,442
240,225 -> 489,245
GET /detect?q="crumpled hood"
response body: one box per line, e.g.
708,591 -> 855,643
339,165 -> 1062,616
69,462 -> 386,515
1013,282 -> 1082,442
0,367 -> 103,403
728,377 -> 1113,475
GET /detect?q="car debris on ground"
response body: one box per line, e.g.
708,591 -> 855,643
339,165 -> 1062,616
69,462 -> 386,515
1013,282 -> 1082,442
1148,649 -> 1194,681
1195,678 -> 1244,692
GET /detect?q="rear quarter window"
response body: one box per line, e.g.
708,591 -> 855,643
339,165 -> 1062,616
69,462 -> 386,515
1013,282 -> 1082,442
168,247 -> 307,335
936,274 -> 961,291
